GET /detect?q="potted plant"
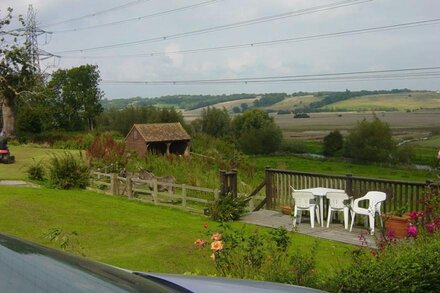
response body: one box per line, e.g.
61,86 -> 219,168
281,205 -> 293,215
384,205 -> 409,239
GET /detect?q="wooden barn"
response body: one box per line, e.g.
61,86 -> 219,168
125,123 -> 191,157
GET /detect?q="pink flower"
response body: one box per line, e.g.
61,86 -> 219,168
426,223 -> 435,234
386,229 -> 396,241
211,233 -> 222,241
407,224 -> 418,238
194,239 -> 206,247
417,211 -> 424,218
409,211 -> 418,221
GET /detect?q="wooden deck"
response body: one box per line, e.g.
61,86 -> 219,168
240,210 -> 378,248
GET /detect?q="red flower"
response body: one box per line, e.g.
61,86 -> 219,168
426,223 -> 435,234
408,211 -> 418,221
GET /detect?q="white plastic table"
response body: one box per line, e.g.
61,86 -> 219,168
296,187 -> 345,227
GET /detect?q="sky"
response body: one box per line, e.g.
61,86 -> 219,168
2,0 -> 440,99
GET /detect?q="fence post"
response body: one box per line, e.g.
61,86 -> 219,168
214,189 -> 219,200
182,184 -> 187,208
219,170 -> 226,196
230,169 -> 238,198
345,174 -> 353,197
127,175 -> 133,199
110,173 -> 118,195
265,166 -> 273,209
152,178 -> 158,205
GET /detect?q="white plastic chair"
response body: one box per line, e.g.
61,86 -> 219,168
349,191 -> 386,235
292,191 -> 320,228
326,192 -> 350,229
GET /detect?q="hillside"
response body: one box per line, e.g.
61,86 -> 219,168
322,91 -> 440,111
264,95 -> 321,111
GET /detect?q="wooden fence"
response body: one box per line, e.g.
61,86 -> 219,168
263,168 -> 439,215
89,171 -> 263,213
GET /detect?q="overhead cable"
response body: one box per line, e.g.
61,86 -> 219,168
101,66 -> 440,85
58,18 -> 440,59
40,0 -> 151,28
54,0 -> 372,54
51,0 -> 223,33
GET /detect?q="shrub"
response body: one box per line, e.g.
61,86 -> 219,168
195,224 -> 318,287
344,116 -> 396,163
86,134 -> 126,172
48,152 -> 89,189
26,159 -> 45,181
323,130 -> 343,157
279,140 -> 306,154
326,232 -> 440,293
208,193 -> 249,222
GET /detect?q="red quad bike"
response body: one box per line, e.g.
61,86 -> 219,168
0,147 -> 15,164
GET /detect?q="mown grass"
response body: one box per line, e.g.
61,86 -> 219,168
0,186 -> 353,277
0,144 -> 82,180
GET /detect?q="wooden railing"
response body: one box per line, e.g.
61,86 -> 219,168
89,171 -> 220,213
264,168 -> 439,214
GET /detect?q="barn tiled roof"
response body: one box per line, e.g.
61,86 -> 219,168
131,123 -> 191,142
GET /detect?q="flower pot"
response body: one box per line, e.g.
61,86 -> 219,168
384,214 -> 409,238
281,206 -> 292,215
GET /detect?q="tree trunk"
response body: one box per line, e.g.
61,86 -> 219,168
1,98 -> 15,137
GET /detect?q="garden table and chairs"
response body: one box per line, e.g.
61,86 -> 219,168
290,187 -> 387,234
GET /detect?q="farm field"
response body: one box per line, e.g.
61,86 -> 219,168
264,95 -> 321,111
322,91 -> 440,111
274,111 -> 440,141
183,97 -> 257,115
0,186 -> 352,276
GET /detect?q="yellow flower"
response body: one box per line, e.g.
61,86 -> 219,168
211,240 -> 223,251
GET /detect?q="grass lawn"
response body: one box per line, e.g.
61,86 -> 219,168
0,186 -> 353,277
0,144 -> 82,180
252,155 -> 436,182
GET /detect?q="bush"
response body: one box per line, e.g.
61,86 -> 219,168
195,224 -> 318,287
208,193 -> 249,222
26,159 -> 45,181
48,152 -> 89,189
323,130 -> 343,157
344,116 -> 396,163
279,140 -> 306,154
86,134 -> 126,171
326,232 -> 440,292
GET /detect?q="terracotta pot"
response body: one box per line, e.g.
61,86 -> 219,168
281,206 -> 293,215
384,214 -> 410,238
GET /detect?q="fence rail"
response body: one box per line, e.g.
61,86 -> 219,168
265,168 -> 439,214
89,171 -> 222,213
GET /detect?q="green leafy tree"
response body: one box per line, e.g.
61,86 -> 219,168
48,65 -> 103,131
323,130 -> 343,156
344,116 -> 396,163
0,8 -> 39,136
231,109 -> 282,154
198,107 -> 231,138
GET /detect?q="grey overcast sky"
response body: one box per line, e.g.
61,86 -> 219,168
2,0 -> 440,99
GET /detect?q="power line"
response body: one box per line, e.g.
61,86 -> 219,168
51,0 -> 223,33
101,66 -> 440,85
40,0 -> 151,28
58,18 -> 440,59
54,0 -> 372,54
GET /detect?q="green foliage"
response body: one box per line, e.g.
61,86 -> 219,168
344,116 -> 396,163
323,130 -> 344,157
253,93 -> 287,107
26,159 -> 45,181
194,107 -> 230,138
43,227 -> 85,256
47,64 -> 103,131
326,232 -> 440,292
279,140 -> 307,154
97,106 -> 185,135
293,113 -> 310,118
232,106 -> 241,113
232,109 -> 282,155
198,224 -> 318,287
48,152 -> 89,189
208,194 -> 249,222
